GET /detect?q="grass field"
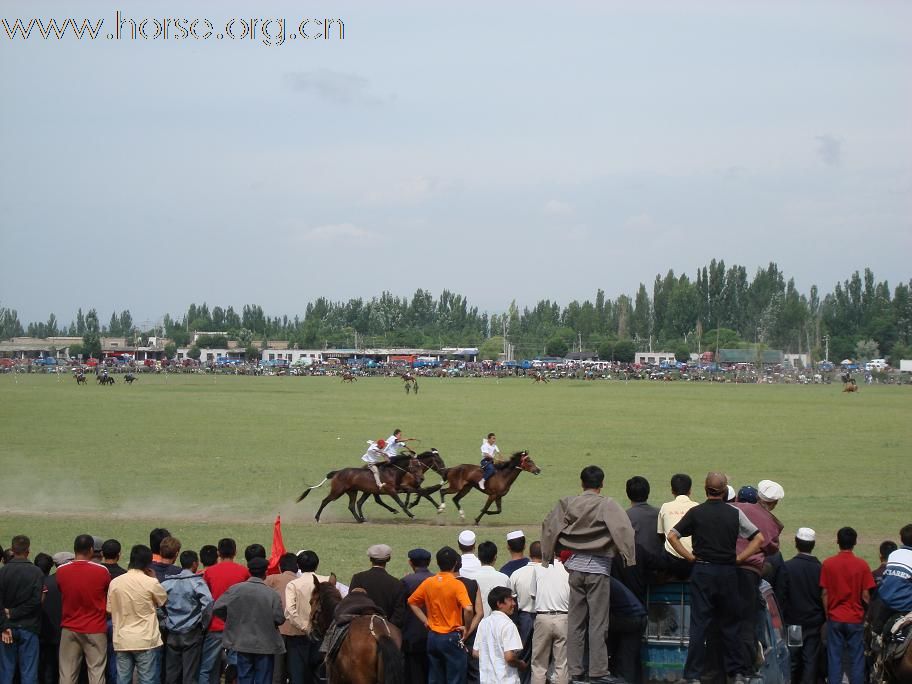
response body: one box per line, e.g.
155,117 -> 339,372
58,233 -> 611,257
1,373 -> 909,580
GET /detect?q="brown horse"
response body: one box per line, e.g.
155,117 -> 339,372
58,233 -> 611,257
357,449 -> 449,517
309,579 -> 404,684
75,373 -> 86,385
878,612 -> 912,684
296,458 -> 425,523
531,372 -> 549,383
431,451 -> 541,525
341,372 -> 357,383
844,383 -> 859,393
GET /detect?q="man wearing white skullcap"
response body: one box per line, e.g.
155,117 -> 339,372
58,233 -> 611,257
457,530 -> 481,577
784,528 -> 825,684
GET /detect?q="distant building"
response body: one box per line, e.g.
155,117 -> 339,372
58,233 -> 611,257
635,351 -> 677,365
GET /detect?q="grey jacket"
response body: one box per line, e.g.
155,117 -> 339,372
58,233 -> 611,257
213,577 -> 285,654
541,490 -> 636,567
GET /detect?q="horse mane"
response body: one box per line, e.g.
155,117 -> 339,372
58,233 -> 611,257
312,581 -> 342,636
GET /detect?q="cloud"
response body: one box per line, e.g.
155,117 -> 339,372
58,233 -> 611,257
815,135 -> 842,167
623,213 -> 656,231
364,175 -> 451,204
297,223 -> 376,242
284,69 -> 382,105
544,199 -> 573,215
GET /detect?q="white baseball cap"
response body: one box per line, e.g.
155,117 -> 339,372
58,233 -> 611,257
458,530 -> 476,546
796,528 -> 815,542
758,479 -> 785,502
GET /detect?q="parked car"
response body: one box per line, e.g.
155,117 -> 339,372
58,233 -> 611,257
642,580 -> 791,684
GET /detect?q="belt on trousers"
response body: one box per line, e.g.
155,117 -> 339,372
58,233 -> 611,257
536,610 -> 567,614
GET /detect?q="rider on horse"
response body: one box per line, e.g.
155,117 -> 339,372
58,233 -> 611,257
479,433 -> 500,490
362,439 -> 390,490
384,429 -> 415,459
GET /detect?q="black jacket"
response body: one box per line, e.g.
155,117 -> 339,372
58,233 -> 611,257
0,558 -> 45,634
783,553 -> 825,627
400,569 -> 434,646
349,567 -> 406,628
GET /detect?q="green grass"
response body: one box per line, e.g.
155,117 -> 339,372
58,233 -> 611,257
1,373 -> 910,580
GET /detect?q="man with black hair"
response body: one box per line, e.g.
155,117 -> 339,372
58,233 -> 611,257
819,527 -> 874,684
264,554 -> 300,684
284,552 -> 329,684
55,534 -> 112,684
473,543 -> 511,619
198,547 -> 218,575
160,550 -> 213,684
0,535 -> 44,684
473,586 -> 527,684
244,546 -> 267,563
32,554 -> 60,684
879,523 -> 912,614
213,558 -> 285,684
667,472 -> 766,684
783,528 -> 825,684
542,466 -> 635,684
108,545 -> 168,684
408,546 -> 474,684
149,530 -> 171,564
625,476 -> 663,557
200,539 -> 249,684
657,473 -> 698,578
401,549 -> 434,684
101,540 -> 126,579
873,540 -> 899,591
349,545 -> 406,628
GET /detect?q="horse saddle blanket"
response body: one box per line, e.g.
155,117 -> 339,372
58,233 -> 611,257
320,622 -> 350,662
884,612 -> 912,662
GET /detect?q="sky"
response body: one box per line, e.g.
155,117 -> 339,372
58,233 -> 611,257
2,0 -> 910,328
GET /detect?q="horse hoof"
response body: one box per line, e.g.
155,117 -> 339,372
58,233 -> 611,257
459,511 -> 465,520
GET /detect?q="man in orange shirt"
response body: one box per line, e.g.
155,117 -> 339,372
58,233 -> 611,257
407,547 -> 474,684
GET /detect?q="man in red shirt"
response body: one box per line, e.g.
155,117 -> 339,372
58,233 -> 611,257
55,535 -> 112,684
819,527 -> 875,684
199,539 -> 249,684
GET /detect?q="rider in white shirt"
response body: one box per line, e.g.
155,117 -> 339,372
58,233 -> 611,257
362,439 -> 389,490
480,433 -> 500,491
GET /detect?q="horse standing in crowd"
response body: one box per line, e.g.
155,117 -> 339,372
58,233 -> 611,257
297,458 -> 426,523
309,578 -> 404,684
426,450 -> 541,525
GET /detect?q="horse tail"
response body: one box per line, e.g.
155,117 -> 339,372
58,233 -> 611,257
376,634 -> 405,684
295,477 -> 328,503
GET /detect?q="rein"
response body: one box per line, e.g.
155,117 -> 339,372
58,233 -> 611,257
368,614 -> 392,641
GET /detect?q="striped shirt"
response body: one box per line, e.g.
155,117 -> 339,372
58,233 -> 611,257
564,552 -> 613,576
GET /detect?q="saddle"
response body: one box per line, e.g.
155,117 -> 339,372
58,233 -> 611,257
885,611 -> 912,663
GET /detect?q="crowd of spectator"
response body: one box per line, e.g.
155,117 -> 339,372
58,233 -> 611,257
1,471 -> 909,684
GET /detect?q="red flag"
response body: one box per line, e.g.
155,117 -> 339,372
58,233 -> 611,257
267,515 -> 286,576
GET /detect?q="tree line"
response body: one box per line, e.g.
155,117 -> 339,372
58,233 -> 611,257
2,261 -> 911,364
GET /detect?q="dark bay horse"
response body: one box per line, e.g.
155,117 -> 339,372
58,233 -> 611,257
309,578 -> 404,684
429,451 -> 541,524
356,449 -> 448,518
341,372 -> 357,383
296,458 -> 425,523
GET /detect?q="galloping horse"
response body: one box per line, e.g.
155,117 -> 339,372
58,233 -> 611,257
98,375 -> 115,386
124,373 -> 136,385
356,449 -> 448,518
531,372 -> 549,383
843,383 -> 859,393
75,373 -> 86,385
296,458 -> 425,523
341,372 -> 357,383
429,451 -> 541,524
309,579 -> 404,684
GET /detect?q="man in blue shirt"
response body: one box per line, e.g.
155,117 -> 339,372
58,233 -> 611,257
878,524 -> 912,614
160,551 -> 213,684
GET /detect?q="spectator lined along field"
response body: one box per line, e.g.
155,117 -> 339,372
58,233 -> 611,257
1,471 -> 910,684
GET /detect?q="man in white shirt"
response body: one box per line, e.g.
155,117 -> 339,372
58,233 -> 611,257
361,439 -> 389,490
479,433 -> 501,490
473,542 -> 511,618
510,541 -> 542,684
473,586 -> 527,684
457,531 -> 481,577
529,554 -> 570,684
657,473 -> 698,577
383,429 -> 413,459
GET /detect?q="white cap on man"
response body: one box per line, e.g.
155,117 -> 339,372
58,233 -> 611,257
796,527 -> 816,542
506,530 -> 524,541
458,530 -> 476,547
758,479 -> 785,502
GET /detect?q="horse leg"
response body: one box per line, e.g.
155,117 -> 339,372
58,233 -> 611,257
314,490 -> 343,523
474,495 -> 498,525
409,483 -> 442,509
452,485 -> 474,521
389,492 -> 415,519
355,492 -> 370,520
372,494 -> 398,514
347,491 -> 365,523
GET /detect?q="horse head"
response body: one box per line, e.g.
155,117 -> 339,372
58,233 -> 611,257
512,450 -> 541,475
403,458 -> 426,487
417,448 -> 446,475
308,577 -> 342,639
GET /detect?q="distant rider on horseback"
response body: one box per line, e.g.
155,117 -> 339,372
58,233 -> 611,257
479,433 -> 500,490
362,439 -> 390,490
